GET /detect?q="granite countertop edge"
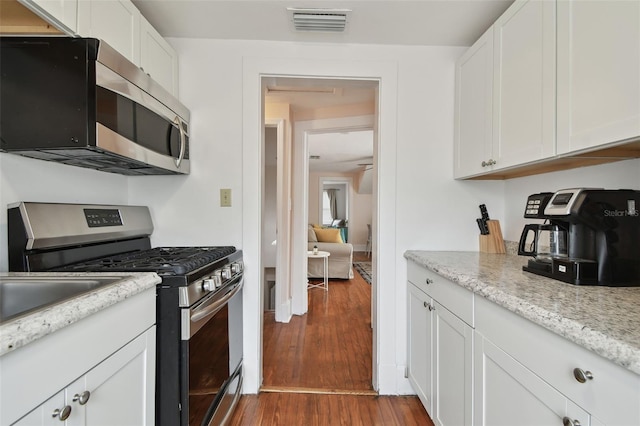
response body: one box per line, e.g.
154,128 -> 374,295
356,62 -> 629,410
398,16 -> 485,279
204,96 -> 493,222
404,250 -> 640,376
0,272 -> 161,356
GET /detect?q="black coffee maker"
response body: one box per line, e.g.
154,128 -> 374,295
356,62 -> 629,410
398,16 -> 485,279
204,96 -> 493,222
518,188 -> 640,286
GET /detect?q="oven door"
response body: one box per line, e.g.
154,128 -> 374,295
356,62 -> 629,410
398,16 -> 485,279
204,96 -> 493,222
181,276 -> 243,426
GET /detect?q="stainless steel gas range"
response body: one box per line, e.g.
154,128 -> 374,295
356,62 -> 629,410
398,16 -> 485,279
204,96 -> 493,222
7,202 -> 243,426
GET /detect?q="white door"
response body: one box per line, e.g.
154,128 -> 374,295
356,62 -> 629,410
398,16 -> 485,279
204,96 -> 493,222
454,27 -> 494,178
557,0 -> 640,153
69,328 -> 155,426
492,0 -> 556,169
77,0 -> 141,65
20,0 -> 77,33
433,303 -> 473,426
12,390 -> 67,426
474,333 -> 590,426
407,283 -> 433,414
140,16 -> 179,95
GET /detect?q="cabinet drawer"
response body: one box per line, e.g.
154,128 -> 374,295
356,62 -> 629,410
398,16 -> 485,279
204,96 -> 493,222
407,261 -> 474,327
476,296 -> 640,425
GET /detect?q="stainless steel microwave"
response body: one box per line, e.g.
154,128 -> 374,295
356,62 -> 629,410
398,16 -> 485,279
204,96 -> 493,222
0,37 -> 190,175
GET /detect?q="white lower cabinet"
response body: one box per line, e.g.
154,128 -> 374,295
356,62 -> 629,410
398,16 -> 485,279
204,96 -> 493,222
474,332 -> 590,426
13,326 -> 155,426
433,302 -> 473,426
407,261 -> 474,426
407,261 -> 636,426
407,283 -> 433,412
1,287 -> 156,426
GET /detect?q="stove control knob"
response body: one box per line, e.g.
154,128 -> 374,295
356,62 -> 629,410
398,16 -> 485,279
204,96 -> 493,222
213,275 -> 223,288
202,278 -> 215,292
231,262 -> 243,274
222,266 -> 232,280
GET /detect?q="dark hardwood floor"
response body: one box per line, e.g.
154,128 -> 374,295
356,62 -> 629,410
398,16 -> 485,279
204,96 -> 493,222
228,252 -> 434,425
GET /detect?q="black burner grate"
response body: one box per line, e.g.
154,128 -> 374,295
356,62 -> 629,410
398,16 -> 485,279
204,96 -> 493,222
57,246 -> 236,275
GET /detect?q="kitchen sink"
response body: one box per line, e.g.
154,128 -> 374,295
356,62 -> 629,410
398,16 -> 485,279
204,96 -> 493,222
0,276 -> 125,324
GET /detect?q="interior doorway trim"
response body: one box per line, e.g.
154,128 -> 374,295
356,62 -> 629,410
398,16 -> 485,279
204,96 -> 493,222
293,115 -> 374,317
242,56 -> 398,395
264,118 -> 292,323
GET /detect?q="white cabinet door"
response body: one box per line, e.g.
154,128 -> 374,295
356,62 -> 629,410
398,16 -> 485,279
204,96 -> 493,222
13,328 -> 155,426
433,303 -> 473,426
407,283 -> 433,414
454,27 -> 494,178
474,333 -> 590,426
68,327 -> 156,426
77,0 -> 141,65
140,16 -> 179,96
18,0 -> 77,34
12,391 -> 67,426
557,0 -> 640,154
492,0 -> 555,169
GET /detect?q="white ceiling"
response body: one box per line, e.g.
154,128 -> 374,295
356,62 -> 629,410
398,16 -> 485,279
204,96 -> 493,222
132,0 -> 513,47
308,129 -> 374,173
130,0 -> 513,174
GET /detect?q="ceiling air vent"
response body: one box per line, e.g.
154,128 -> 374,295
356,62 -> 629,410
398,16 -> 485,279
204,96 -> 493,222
287,8 -> 351,32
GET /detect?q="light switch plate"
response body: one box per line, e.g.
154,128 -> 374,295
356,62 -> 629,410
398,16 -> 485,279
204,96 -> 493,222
220,189 -> 232,207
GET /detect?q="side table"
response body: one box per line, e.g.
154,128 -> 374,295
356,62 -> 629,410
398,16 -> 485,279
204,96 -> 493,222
307,250 -> 330,291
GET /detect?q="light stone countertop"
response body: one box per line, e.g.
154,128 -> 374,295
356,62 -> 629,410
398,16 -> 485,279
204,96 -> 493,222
404,250 -> 640,375
0,272 -> 161,356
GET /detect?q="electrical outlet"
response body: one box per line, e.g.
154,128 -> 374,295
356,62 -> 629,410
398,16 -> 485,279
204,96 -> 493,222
220,189 -> 232,207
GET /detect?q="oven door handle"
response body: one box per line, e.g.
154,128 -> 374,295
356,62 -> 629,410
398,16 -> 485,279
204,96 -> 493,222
190,276 -> 243,323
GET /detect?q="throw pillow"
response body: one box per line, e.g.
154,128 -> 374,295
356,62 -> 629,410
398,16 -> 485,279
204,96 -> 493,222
308,226 -> 318,243
314,228 -> 344,243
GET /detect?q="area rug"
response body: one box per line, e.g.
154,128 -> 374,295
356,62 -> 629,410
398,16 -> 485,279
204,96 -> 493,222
353,261 -> 372,284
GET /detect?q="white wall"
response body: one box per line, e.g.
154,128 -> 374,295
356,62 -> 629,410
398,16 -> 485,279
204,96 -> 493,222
0,154 -> 129,271
503,159 -> 640,242
136,38 -> 506,395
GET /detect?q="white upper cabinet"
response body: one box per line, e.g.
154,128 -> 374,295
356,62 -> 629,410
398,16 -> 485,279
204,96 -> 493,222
454,28 -> 494,178
140,16 -> 179,96
78,0 -> 141,65
18,0 -> 77,34
491,0 -> 556,169
557,0 -> 640,154
455,0 -> 555,179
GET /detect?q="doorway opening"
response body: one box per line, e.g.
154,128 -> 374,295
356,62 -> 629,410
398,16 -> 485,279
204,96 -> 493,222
260,76 -> 379,393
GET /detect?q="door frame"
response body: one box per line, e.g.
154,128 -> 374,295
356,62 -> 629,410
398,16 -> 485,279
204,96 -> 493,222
242,56 -> 398,394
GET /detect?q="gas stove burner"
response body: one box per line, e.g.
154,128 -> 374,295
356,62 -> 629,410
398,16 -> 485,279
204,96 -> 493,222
57,246 -> 237,276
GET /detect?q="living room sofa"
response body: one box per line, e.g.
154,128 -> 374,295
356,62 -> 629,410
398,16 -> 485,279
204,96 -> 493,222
308,226 -> 354,279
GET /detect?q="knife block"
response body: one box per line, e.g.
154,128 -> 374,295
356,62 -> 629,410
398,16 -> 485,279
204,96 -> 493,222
479,220 -> 506,254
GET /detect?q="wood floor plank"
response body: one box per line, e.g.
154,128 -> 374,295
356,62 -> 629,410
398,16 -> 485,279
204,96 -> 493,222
229,252 -> 433,424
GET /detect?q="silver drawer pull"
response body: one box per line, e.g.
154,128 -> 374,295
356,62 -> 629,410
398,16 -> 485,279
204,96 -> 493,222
52,406 -> 72,421
425,278 -> 434,285
562,417 -> 581,426
573,368 -> 593,383
73,390 -> 91,405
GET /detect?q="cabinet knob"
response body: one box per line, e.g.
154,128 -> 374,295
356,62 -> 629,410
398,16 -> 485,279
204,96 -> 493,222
423,301 -> 428,308
425,278 -> 434,285
481,159 -> 497,167
52,405 -> 72,421
562,417 -> 581,426
73,390 -> 91,405
573,368 -> 594,383
428,304 -> 435,312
